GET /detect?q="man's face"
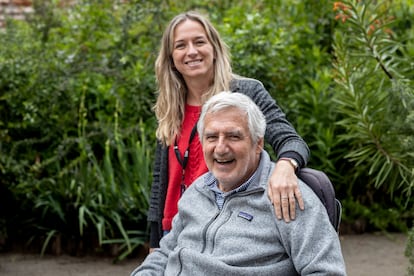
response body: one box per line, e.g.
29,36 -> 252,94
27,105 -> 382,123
202,107 -> 263,192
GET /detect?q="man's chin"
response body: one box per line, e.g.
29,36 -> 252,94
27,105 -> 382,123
216,177 -> 238,191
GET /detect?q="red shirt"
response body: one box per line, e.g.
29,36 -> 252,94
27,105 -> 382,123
162,104 -> 208,231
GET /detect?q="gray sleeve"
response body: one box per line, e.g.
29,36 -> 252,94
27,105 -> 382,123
131,209 -> 185,275
130,249 -> 167,276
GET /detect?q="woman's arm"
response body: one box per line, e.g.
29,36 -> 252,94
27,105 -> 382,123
148,141 -> 164,249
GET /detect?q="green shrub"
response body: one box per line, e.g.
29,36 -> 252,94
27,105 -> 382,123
331,0 -> 414,229
0,0 -> 158,258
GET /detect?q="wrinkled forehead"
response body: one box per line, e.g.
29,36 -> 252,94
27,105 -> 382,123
204,107 -> 248,129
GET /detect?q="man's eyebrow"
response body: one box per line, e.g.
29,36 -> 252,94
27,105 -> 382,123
226,130 -> 243,136
204,130 -> 218,136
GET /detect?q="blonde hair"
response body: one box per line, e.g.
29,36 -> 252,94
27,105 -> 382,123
154,11 -> 233,146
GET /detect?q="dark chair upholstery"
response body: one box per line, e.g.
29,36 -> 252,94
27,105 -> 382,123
298,168 -> 342,232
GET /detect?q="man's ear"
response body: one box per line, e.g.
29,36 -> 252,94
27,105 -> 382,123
256,137 -> 264,154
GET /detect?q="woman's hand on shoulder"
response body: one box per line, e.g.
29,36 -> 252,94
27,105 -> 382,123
268,159 -> 304,222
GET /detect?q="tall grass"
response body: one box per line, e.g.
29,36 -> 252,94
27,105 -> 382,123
13,96 -> 155,260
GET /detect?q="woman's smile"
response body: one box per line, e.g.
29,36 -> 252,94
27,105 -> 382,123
172,19 -> 215,80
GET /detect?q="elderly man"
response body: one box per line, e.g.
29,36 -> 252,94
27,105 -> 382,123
131,92 -> 346,275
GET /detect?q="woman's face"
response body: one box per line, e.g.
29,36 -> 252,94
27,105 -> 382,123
172,19 -> 215,82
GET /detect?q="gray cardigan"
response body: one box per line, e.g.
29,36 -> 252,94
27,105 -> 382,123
132,151 -> 346,276
148,76 -> 310,247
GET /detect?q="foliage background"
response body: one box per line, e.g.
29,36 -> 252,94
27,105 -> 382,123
0,0 -> 413,260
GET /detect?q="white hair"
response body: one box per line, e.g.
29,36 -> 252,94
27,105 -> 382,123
197,91 -> 266,144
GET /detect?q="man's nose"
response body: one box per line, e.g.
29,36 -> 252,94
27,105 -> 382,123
215,137 -> 229,154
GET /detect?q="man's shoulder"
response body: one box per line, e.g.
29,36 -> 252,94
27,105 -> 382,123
185,173 -> 210,194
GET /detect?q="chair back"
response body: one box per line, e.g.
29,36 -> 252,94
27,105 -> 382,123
298,168 -> 342,232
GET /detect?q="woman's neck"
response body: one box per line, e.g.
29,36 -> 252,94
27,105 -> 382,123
186,91 -> 203,106
185,77 -> 211,106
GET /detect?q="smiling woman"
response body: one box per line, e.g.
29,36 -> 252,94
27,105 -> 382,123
171,20 -> 215,94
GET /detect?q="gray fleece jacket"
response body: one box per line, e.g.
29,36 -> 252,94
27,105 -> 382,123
132,151 -> 346,276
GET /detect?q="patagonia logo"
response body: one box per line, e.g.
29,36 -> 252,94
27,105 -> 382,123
238,211 -> 253,221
